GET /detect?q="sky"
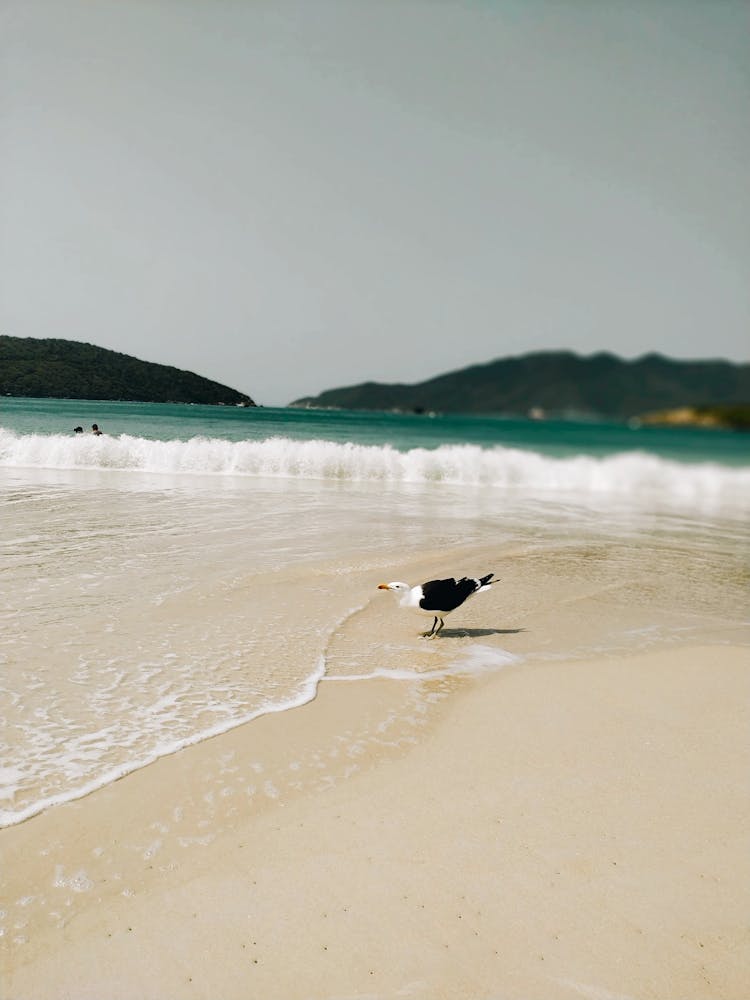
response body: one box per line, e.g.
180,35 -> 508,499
1,1 -> 748,406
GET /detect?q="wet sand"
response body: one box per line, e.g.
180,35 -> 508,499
3,642 -> 748,1000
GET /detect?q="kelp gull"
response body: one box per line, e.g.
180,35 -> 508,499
378,573 -> 494,638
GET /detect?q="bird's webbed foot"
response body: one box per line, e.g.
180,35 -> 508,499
421,616 -> 439,639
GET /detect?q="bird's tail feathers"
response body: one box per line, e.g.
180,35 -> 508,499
476,572 -> 494,592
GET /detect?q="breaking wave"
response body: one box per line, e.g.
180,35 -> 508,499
0,429 -> 748,505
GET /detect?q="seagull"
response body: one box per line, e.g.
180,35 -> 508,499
378,573 -> 494,638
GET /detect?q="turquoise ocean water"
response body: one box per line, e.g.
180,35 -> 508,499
1,397 -> 748,832
2,395 -> 749,464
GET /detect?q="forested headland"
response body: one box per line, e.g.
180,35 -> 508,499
292,350 -> 750,427
0,337 -> 255,406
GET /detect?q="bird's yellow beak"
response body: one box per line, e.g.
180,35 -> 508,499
377,583 -> 389,590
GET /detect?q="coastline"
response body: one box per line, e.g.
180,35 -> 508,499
4,641 -> 748,1000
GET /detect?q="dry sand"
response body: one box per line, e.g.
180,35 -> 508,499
2,643 -> 748,1000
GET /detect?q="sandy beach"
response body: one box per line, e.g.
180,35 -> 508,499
3,639 -> 748,1000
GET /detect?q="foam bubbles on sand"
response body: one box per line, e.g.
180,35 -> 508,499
327,644 -> 520,683
52,866 -> 94,893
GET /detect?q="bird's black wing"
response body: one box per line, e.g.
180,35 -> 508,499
419,577 -> 479,613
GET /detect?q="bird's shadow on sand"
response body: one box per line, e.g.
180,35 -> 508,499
430,627 -> 526,639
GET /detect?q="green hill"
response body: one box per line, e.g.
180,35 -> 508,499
291,351 -> 750,421
0,337 -> 255,406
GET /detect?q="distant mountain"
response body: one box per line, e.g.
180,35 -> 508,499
0,337 -> 255,406
291,351 -> 750,420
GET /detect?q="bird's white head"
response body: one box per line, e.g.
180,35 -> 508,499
377,581 -> 410,593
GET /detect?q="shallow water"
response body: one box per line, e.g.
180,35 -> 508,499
1,400 -> 749,829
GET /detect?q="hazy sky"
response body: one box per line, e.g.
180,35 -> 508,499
1,1 -> 748,405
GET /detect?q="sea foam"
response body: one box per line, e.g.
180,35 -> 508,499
326,644 -> 521,682
0,429 -> 747,506
0,655 -> 328,829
